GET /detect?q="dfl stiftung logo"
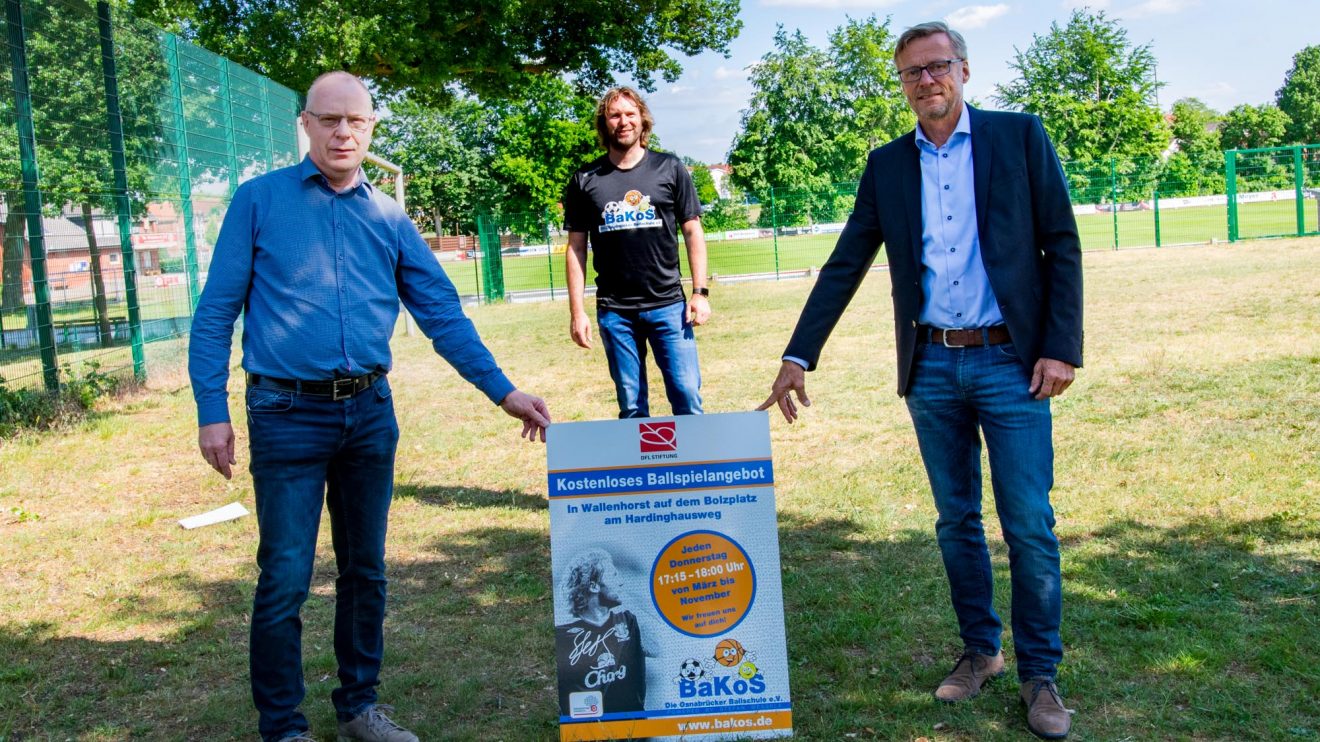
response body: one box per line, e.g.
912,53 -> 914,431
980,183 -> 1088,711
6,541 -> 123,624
639,422 -> 677,452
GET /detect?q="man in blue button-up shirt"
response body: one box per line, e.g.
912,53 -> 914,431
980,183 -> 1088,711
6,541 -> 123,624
188,71 -> 550,742
761,22 -> 1082,740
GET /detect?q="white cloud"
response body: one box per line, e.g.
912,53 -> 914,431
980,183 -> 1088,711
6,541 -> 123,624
713,66 -> 743,81
945,4 -> 1011,29
1062,0 -> 1109,9
759,0 -> 901,8
1122,0 -> 1197,17
668,85 -> 691,95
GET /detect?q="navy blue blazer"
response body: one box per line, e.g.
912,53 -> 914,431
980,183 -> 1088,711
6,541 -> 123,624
784,106 -> 1084,396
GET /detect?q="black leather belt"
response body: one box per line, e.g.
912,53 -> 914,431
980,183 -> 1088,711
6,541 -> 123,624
920,325 -> 1012,347
246,371 -> 383,400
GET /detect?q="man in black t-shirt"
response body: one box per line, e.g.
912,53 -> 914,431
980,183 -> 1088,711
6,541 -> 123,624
555,549 -> 647,716
564,86 -> 710,418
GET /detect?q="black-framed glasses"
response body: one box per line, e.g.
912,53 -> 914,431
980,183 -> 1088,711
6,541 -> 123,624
897,58 -> 963,84
304,111 -> 376,132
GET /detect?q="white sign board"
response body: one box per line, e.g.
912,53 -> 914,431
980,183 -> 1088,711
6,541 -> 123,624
547,411 -> 793,741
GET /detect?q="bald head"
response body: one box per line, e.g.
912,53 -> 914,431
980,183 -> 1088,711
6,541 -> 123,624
305,71 -> 374,113
301,71 -> 376,191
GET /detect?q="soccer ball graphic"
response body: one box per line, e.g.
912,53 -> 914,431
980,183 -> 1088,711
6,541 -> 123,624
677,657 -> 706,682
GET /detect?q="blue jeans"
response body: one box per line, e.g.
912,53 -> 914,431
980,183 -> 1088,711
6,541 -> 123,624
245,376 -> 400,741
597,301 -> 702,418
904,340 -> 1062,681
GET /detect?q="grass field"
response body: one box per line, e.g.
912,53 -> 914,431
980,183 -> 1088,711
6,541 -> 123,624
452,197 -> 1319,295
1,238 -> 1318,740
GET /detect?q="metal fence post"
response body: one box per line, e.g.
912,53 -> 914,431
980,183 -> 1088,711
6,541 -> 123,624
1152,190 -> 1161,248
475,214 -> 505,303
1293,145 -> 1305,237
543,208 -> 555,300
1225,150 -> 1238,243
96,1 -> 145,381
163,34 -> 201,309
769,186 -> 780,279
218,59 -> 240,195
5,0 -> 59,391
1110,158 -> 1119,250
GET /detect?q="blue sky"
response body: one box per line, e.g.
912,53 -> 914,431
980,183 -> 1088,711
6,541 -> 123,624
632,0 -> 1320,164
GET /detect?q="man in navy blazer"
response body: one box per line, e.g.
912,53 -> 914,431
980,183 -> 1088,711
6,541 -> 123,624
760,21 -> 1081,740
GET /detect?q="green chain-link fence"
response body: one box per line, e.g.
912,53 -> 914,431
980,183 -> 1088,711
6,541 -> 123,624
0,0 -> 299,391
465,147 -> 1319,302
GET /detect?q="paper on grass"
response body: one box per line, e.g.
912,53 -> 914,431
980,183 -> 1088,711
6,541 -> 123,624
179,501 -> 249,529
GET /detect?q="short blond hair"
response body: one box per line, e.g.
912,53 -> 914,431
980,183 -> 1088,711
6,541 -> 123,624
894,21 -> 968,64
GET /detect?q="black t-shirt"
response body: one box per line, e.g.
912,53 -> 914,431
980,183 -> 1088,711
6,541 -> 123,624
563,150 -> 702,311
555,610 -> 647,716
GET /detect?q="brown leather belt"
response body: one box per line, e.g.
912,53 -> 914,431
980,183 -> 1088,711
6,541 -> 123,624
920,325 -> 1012,347
246,371 -> 383,400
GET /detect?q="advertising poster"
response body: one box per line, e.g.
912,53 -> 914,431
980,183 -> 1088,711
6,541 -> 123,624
546,411 -> 793,741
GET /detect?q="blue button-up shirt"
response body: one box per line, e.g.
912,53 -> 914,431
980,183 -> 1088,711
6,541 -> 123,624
914,105 -> 1003,329
189,157 -> 514,426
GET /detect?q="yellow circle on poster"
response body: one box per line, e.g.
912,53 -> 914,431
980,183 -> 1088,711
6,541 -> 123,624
650,530 -> 756,637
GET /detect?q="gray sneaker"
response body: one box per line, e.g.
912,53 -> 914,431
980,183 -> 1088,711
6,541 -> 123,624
277,735 -> 316,741
337,704 -> 419,742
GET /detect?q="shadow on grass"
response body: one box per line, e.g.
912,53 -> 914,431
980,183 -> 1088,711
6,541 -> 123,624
1,513 -> 1316,740
393,483 -> 547,511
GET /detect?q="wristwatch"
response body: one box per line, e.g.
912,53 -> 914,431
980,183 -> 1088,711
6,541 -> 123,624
692,287 -> 710,297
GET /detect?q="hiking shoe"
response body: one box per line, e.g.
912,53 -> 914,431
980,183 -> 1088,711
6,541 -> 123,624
1021,676 -> 1072,739
933,650 -> 1005,702
337,704 -> 419,742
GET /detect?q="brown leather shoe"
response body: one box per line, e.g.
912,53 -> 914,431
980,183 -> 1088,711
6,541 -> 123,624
933,650 -> 1005,702
1021,676 -> 1072,739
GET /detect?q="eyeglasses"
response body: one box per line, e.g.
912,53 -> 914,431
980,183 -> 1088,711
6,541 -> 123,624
897,58 -> 963,84
304,111 -> 376,133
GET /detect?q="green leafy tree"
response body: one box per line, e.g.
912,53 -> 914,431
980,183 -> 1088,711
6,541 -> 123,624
1221,103 -> 1293,190
373,97 -> 502,236
487,76 -> 597,238
1220,103 -> 1290,150
729,17 -> 908,226
994,9 -> 1169,200
1276,45 -> 1320,146
129,0 -> 742,101
826,16 -> 912,175
4,3 -> 170,344
700,198 -> 752,233
1161,98 -> 1223,196
690,165 -> 719,204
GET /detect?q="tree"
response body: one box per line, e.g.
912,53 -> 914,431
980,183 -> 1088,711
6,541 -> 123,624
994,9 -> 1169,200
1221,104 -> 1293,190
373,97 -> 501,236
1220,103 -> 1290,151
825,16 -> 912,173
728,17 -> 909,226
1277,45 -> 1320,146
3,4 -> 170,344
1161,98 -> 1223,196
486,76 -> 598,237
129,0 -> 742,101
690,165 -> 719,204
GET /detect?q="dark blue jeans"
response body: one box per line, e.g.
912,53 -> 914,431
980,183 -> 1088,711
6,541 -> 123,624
597,300 -> 703,418
245,376 -> 399,741
904,341 -> 1063,681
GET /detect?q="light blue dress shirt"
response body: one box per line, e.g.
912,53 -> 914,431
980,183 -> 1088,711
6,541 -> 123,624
189,157 -> 514,426
784,106 -> 1005,371
914,105 -> 1003,329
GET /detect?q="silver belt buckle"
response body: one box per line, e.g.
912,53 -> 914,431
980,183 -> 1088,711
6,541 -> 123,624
941,327 -> 968,348
332,378 -> 354,400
